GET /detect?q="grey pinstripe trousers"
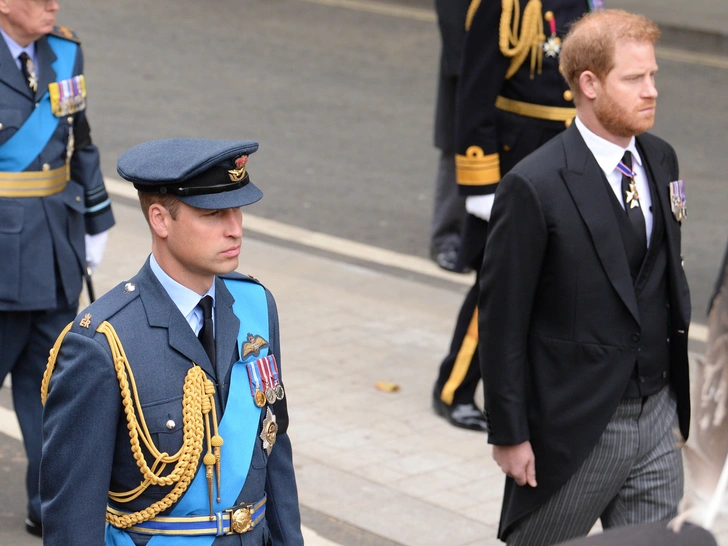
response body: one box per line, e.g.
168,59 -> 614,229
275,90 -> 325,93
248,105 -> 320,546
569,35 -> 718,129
507,385 -> 683,546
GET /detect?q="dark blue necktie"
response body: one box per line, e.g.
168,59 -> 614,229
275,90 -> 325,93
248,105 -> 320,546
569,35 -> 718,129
197,296 -> 215,366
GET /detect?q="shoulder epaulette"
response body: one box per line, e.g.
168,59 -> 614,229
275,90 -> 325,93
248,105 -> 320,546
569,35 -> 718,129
50,25 -> 81,43
71,281 -> 140,337
221,271 -> 262,286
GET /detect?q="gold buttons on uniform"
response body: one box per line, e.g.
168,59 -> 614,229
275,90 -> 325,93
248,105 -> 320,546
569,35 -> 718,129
544,10 -> 554,21
166,420 -> 176,430
42,163 -> 50,171
124,282 -> 136,292
563,90 -> 573,102
503,144 -> 511,152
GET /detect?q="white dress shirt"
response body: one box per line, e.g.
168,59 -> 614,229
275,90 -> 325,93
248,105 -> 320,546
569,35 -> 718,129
575,116 -> 653,247
149,254 -> 215,336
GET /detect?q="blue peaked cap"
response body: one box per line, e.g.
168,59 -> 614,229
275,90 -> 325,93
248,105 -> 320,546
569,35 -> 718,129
117,138 -> 263,209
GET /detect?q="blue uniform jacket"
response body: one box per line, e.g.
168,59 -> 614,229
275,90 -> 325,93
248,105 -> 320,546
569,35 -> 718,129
0,29 -> 114,310
40,260 -> 303,545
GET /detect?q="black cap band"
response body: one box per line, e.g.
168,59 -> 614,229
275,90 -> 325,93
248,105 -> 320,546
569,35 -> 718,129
133,167 -> 251,196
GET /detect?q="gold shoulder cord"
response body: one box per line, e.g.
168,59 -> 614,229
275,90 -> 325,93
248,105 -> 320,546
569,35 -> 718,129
41,321 -> 225,527
499,0 -> 545,79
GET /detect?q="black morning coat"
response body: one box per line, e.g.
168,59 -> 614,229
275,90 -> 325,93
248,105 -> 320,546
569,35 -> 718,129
479,124 -> 691,538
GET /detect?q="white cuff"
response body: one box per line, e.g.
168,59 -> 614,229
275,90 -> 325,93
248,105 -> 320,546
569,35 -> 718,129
465,194 -> 495,222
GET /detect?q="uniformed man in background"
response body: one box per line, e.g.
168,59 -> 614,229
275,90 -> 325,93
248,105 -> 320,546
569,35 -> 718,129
433,0 -> 596,431
0,0 -> 114,536
40,139 -> 303,546
429,0 -> 470,272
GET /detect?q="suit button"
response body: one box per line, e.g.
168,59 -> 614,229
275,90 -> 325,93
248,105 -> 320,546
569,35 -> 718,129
639,376 -> 645,383
632,333 -> 641,342
0,123 -> 3,130
662,371 -> 668,379
563,90 -> 573,101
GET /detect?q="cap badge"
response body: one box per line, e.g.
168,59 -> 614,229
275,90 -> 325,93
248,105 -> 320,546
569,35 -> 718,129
228,155 -> 248,182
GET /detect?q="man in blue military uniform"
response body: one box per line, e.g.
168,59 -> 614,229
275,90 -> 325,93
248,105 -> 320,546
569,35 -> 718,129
0,0 -> 114,536
40,139 -> 303,546
432,0 -> 595,431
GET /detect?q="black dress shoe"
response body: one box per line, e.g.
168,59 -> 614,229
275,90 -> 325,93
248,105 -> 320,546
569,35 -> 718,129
25,515 -> 42,537
432,393 -> 488,432
432,248 -> 472,274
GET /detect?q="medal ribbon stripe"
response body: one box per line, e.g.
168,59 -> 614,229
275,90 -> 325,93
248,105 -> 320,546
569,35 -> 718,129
245,362 -> 259,398
616,161 -> 636,179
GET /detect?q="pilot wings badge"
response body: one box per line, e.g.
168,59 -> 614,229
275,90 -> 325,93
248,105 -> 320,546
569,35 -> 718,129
243,333 -> 268,359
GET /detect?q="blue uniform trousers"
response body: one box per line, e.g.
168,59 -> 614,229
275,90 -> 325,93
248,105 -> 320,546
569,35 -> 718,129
0,298 -> 77,521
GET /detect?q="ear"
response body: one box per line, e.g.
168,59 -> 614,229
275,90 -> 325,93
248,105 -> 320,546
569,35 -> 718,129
0,0 -> 10,15
579,70 -> 600,101
148,203 -> 171,239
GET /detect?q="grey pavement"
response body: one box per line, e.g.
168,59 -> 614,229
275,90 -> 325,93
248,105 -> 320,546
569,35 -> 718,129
49,193 -> 728,545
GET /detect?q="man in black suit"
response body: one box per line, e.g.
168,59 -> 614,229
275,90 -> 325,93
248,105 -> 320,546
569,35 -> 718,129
479,10 -> 691,546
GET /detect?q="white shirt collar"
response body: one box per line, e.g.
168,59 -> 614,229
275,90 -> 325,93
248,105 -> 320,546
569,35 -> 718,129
575,115 -> 642,175
149,253 -> 215,321
1,28 -> 36,68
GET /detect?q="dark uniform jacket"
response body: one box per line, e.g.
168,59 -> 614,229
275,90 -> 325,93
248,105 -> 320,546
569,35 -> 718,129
40,261 -> 303,545
0,27 -> 114,311
433,0 -> 471,152
454,0 -> 588,266
479,125 -> 691,538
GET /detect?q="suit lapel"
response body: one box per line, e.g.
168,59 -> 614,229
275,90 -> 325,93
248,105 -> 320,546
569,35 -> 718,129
559,125 -> 640,323
137,261 -> 217,379
213,277 -> 240,388
0,37 -> 33,99
34,36 -> 57,102
636,135 -> 678,252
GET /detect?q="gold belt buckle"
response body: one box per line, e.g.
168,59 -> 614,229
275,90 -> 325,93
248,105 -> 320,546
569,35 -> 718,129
226,505 -> 253,534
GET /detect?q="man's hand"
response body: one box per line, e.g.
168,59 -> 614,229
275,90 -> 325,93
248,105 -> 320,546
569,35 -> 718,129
85,230 -> 110,273
492,441 -> 537,487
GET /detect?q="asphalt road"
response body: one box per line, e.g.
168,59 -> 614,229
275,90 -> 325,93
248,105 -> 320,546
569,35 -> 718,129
55,0 -> 728,316
0,0 -> 727,543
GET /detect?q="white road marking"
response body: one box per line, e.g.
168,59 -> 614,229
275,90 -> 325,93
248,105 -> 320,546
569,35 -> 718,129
104,177 -> 708,342
104,178 -> 473,286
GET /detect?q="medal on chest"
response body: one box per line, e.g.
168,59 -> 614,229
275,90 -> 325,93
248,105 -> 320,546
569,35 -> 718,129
542,11 -> 561,58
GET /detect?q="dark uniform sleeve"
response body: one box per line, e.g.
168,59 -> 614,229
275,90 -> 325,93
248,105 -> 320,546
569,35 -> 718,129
478,171 -> 548,445
263,289 -> 304,546
69,45 -> 115,235
40,328 -> 121,546
454,0 -> 511,195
